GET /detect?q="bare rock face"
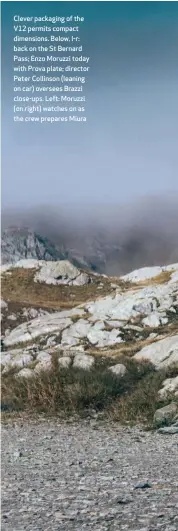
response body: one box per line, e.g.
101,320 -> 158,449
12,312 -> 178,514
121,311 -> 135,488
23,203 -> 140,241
3,314 -> 73,347
1,227 -> 64,265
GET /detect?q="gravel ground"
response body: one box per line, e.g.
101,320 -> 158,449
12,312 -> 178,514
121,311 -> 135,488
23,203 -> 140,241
1,418 -> 178,531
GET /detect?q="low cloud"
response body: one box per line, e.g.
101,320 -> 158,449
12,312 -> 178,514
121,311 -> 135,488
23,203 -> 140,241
2,194 -> 178,275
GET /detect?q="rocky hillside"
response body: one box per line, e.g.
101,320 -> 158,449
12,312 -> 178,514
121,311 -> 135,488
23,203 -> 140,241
1,257 -> 178,427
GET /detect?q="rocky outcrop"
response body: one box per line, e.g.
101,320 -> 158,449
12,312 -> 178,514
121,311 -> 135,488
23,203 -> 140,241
1,227 -> 65,265
1,258 -> 91,286
1,261 -> 178,381
34,260 -> 90,286
134,336 -> 178,369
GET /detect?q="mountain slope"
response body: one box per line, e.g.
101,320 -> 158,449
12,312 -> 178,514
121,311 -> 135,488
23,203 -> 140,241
1,227 -> 69,265
1,259 -> 178,426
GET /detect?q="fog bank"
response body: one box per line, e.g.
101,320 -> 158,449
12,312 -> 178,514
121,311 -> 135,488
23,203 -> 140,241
2,195 -> 178,275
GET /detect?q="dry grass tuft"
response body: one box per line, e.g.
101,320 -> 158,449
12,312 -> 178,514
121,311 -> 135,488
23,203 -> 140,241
1,355 -> 172,425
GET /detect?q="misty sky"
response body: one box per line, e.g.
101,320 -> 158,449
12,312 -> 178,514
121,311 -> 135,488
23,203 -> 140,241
1,1 -> 178,209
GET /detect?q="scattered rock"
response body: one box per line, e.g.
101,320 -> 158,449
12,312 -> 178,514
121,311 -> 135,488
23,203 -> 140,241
149,333 -> 158,339
153,403 -> 178,427
7,314 -> 17,321
142,313 -> 160,328
22,308 -> 41,319
158,376 -> 178,399
36,351 -> 51,363
116,496 -> 133,504
2,421 -> 178,530
2,352 -> 33,373
16,368 -> 34,379
158,425 -> 178,434
34,359 -> 52,373
73,353 -> 94,370
108,363 -> 127,377
13,450 -> 23,459
134,481 -> 152,489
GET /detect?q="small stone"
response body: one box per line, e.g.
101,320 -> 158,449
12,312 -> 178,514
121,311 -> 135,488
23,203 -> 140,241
13,450 -> 23,458
158,376 -> 178,399
134,481 -> 152,489
7,314 -> 17,321
54,511 -> 67,520
142,313 -> 160,328
153,402 -> 178,427
73,353 -> 94,370
117,496 -> 133,504
34,359 -> 52,373
108,363 -> 127,377
36,351 -> 51,362
158,426 -> 178,434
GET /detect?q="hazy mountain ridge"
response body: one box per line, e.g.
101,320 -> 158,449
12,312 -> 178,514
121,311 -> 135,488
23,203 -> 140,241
2,196 -> 178,274
1,227 -> 66,265
1,225 -> 124,273
2,223 -> 178,276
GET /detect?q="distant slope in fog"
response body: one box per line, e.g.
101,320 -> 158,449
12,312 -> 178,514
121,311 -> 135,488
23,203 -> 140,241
1,227 -> 65,265
2,195 -> 178,275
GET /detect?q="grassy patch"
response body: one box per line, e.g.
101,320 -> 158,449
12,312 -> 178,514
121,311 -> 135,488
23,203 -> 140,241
1,268 -> 126,310
162,363 -> 178,378
109,370 -> 166,425
1,354 -> 167,426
